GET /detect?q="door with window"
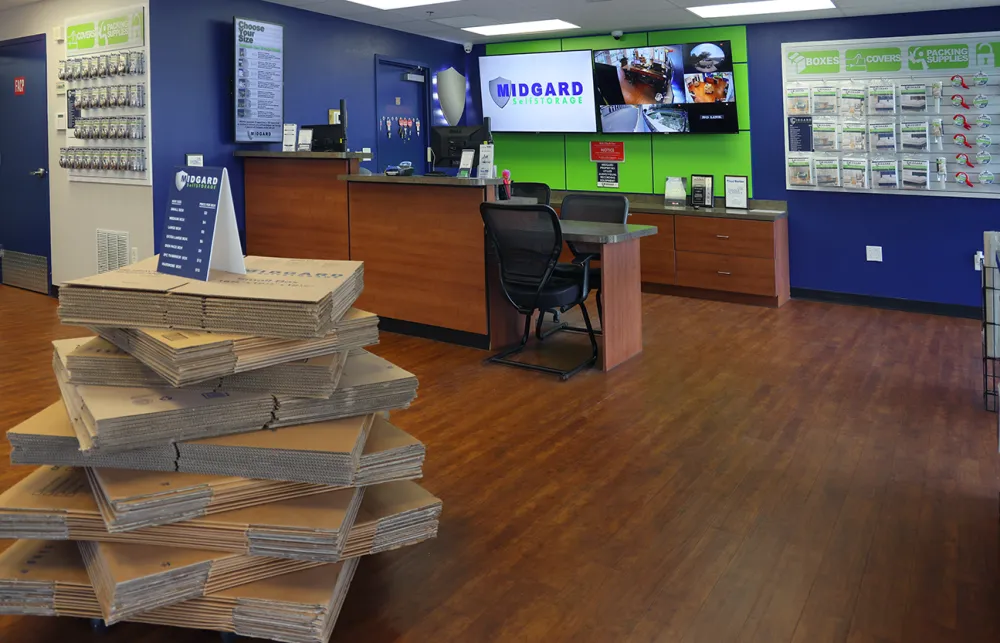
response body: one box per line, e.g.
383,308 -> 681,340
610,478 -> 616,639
0,35 -> 51,293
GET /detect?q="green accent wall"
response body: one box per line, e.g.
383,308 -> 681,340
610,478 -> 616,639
484,26 -> 752,197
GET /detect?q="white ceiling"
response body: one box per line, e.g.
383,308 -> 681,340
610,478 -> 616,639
268,0 -> 1000,45
0,0 -> 39,10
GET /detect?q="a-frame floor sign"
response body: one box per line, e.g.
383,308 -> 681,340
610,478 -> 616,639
157,166 -> 246,280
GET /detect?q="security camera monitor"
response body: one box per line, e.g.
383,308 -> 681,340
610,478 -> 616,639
478,51 -> 598,134
593,40 -> 738,134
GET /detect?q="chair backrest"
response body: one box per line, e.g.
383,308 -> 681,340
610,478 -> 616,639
509,182 -> 552,205
559,194 -> 630,257
480,203 -> 562,311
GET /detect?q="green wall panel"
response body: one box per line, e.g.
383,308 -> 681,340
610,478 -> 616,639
734,63 -> 749,131
493,133 -> 567,189
485,39 -> 562,55
565,135 -> 653,194
652,131 -> 752,197
561,32 -> 647,52
647,26 -> 747,62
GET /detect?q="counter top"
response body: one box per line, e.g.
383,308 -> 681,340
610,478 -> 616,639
339,174 -> 504,187
560,221 -> 657,244
550,192 -> 788,222
236,150 -> 372,160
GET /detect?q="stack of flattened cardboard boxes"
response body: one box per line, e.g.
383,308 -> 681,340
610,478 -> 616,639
0,257 -> 441,642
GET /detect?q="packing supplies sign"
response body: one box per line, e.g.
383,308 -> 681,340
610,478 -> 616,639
66,7 -> 145,54
158,167 -> 245,280
235,19 -> 284,143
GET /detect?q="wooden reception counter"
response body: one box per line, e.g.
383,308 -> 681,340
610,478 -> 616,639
237,150 -> 371,260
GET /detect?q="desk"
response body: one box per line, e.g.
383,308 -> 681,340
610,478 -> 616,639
236,150 -> 371,260
339,174 -> 509,348
556,221 -> 657,371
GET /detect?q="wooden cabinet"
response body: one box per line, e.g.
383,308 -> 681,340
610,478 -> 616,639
629,213 -> 675,285
635,212 -> 789,307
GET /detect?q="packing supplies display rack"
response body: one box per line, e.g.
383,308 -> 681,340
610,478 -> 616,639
60,6 -> 151,186
782,31 -> 1000,199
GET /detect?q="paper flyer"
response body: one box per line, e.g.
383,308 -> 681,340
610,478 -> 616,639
868,84 -> 897,115
901,121 -> 929,151
786,87 -> 810,115
787,156 -> 814,186
871,158 -> 899,189
869,121 -> 897,153
842,121 -> 867,152
842,157 -> 869,189
899,84 -> 928,113
811,86 -> 838,115
839,87 -> 866,118
812,119 -> 839,152
902,158 -> 930,190
815,157 -> 841,187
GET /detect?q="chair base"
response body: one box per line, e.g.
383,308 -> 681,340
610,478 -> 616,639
538,291 -> 604,338
487,303 -> 598,381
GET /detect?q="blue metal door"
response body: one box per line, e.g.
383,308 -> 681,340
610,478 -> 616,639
375,59 -> 429,174
0,35 -> 51,292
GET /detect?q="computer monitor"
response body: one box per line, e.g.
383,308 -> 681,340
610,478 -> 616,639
431,124 -> 491,169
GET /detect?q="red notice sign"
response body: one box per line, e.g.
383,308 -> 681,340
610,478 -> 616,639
13,77 -> 25,95
590,141 -> 624,163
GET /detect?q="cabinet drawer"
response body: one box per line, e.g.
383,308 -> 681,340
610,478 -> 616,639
629,213 -> 675,284
675,251 -> 776,296
675,216 -> 775,259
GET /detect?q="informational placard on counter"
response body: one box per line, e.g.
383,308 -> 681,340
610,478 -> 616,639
235,18 -> 283,143
158,166 -> 245,281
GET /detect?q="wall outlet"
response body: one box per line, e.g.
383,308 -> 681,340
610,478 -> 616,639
131,247 -> 139,264
866,245 -> 883,262
976,251 -> 985,272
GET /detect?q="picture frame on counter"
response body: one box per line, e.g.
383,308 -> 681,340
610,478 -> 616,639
724,175 -> 749,209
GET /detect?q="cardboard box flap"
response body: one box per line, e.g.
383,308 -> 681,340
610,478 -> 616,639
200,488 -> 358,530
334,351 -> 417,388
356,481 -> 440,523
363,417 -> 421,454
92,541 -> 230,581
169,257 -> 363,304
0,467 -> 98,513
214,560 -> 346,603
187,414 -> 373,453
135,327 -> 245,350
65,337 -> 134,361
0,539 -> 90,585
62,257 -> 189,292
75,382 -> 268,421
7,402 -> 75,439
92,468 -> 240,501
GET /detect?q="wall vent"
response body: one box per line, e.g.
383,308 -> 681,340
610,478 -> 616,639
96,229 -> 130,273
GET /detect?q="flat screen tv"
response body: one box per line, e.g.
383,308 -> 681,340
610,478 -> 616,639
592,41 -> 738,134
479,50 -> 598,134
234,17 -> 284,143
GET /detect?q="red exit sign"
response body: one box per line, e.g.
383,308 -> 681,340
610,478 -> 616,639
13,77 -> 25,95
590,141 -> 624,163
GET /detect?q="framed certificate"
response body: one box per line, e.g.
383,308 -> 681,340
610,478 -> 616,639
724,175 -> 749,209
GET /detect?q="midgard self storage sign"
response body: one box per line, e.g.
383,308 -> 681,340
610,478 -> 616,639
479,51 -> 597,133
65,7 -> 144,54
235,18 -> 284,143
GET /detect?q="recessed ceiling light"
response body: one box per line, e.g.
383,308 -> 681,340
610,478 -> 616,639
688,0 -> 835,19
463,19 -> 580,36
342,0 -> 460,10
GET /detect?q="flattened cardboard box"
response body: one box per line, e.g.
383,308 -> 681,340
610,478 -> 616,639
94,307 -> 379,387
0,539 -> 361,643
58,255 -> 365,338
8,403 -> 425,487
53,348 -> 418,454
0,467 -> 442,561
58,336 -> 350,398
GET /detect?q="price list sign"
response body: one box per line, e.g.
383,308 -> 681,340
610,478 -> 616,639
158,166 -> 244,280
235,18 -> 283,143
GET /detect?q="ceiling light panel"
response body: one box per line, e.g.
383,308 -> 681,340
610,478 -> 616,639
463,19 -> 580,36
688,0 -> 835,19
342,0 -> 460,10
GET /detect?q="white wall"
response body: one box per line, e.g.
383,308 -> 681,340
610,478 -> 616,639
0,0 -> 153,284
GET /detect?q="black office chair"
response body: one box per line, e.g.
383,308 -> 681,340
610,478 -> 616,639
539,194 -> 630,339
504,182 -> 551,205
480,202 -> 598,380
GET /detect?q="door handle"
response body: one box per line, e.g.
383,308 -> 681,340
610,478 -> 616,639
717,271 -> 732,276
716,234 -> 730,239
29,168 -> 47,177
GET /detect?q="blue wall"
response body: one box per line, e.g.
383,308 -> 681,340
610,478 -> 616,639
748,8 -> 1000,308
149,0 -> 467,250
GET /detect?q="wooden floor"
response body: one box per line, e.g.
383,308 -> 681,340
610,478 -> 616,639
0,285 -> 997,643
